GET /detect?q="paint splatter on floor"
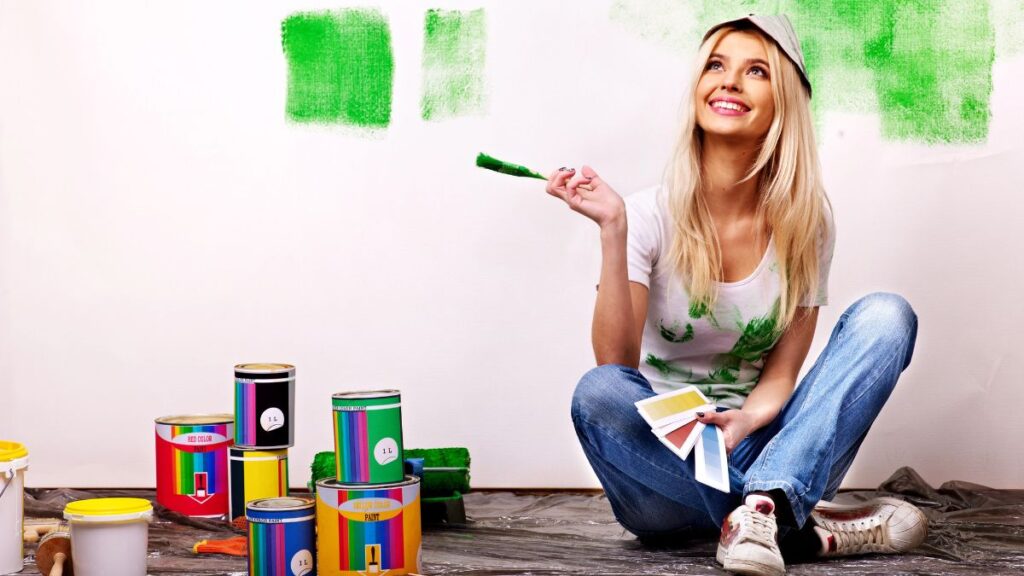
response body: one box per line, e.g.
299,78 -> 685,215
281,9 -> 394,128
421,9 -> 488,121
609,0 -> 998,144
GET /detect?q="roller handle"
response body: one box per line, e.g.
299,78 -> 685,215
50,552 -> 66,576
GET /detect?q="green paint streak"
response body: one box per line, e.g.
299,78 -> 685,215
609,0 -> 996,144
422,9 -> 488,121
688,299 -> 720,328
476,152 -> 546,179
645,354 -> 693,380
282,9 -> 394,128
697,299 -> 781,384
659,321 -> 695,343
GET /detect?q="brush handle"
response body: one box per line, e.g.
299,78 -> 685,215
50,552 -> 66,576
24,523 -> 60,543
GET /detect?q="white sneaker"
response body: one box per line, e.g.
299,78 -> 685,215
811,497 -> 928,557
716,494 -> 785,576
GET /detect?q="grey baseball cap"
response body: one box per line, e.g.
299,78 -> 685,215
703,14 -> 812,97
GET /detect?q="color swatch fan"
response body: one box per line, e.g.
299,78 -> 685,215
635,386 -> 729,492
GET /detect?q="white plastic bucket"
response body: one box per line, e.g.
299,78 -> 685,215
0,441 -> 29,575
64,498 -> 153,576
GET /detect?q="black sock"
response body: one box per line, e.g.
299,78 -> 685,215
749,490 -> 825,560
780,518 -> 825,561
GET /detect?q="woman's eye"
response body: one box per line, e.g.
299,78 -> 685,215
749,66 -> 768,77
706,60 -> 723,71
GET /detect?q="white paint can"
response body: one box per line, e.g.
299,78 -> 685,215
0,441 -> 29,575
64,498 -> 153,576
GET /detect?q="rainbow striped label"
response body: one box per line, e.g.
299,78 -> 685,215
337,487 -> 405,570
155,420 -> 232,517
332,394 -> 403,484
248,516 -> 315,576
316,478 -> 421,576
235,377 -> 294,448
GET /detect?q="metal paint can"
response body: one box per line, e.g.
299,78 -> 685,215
315,476 -> 422,576
229,447 -> 289,526
332,390 -> 404,484
246,496 -> 316,576
234,363 -> 296,449
154,414 -> 233,517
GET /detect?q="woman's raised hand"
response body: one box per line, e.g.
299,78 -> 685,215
545,165 -> 626,231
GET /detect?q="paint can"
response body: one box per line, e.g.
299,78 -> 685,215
332,390 -> 404,484
64,497 -> 153,576
229,447 -> 289,526
235,363 -> 296,449
315,476 -> 422,576
0,441 -> 29,575
246,496 -> 316,576
154,414 -> 233,518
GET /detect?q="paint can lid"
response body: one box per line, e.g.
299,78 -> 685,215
0,441 -> 28,472
64,498 -> 154,522
316,474 -> 421,491
154,414 -> 234,426
235,363 -> 295,374
332,390 -> 401,401
0,441 -> 28,462
247,496 -> 314,511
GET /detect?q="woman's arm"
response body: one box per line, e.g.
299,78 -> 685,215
697,306 -> 819,451
545,166 -> 649,368
592,223 -> 649,366
740,306 -> 819,429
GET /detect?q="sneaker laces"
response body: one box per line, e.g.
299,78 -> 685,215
742,507 -> 779,549
818,516 -> 887,555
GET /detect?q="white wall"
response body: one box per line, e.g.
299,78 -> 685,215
1,1 -> 1022,489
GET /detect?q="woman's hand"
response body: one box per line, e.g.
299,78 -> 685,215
696,409 -> 758,454
545,165 -> 626,231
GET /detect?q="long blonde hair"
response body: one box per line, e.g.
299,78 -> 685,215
665,25 -> 832,332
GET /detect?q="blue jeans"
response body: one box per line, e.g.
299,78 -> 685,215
571,292 -> 918,539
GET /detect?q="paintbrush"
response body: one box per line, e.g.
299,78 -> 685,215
475,153 -> 546,180
36,525 -> 73,576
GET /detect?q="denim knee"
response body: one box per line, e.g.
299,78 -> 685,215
846,292 -> 918,370
572,364 -> 632,424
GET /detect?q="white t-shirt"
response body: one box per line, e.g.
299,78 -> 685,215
624,186 -> 835,409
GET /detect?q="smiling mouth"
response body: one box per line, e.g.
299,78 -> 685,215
709,100 -> 750,114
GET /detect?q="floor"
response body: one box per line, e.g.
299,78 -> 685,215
19,467 -> 1024,575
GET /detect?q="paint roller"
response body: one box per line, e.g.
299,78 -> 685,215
35,525 -> 73,576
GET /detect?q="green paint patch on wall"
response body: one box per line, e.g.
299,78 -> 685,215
609,0 -> 997,144
421,8 -> 488,121
281,9 -> 394,128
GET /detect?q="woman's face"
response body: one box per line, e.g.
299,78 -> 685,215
694,31 -> 775,142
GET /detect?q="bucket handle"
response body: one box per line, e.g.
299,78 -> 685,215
0,470 -> 13,501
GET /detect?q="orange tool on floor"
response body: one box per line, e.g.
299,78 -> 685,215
191,536 -> 248,557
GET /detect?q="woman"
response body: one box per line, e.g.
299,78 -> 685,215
546,14 -> 925,576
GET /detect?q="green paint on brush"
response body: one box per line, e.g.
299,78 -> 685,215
422,9 -> 488,120
281,9 -> 394,128
476,153 -> 547,180
609,0 -> 997,144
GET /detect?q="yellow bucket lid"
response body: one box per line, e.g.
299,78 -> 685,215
65,498 -> 153,522
0,441 -> 28,462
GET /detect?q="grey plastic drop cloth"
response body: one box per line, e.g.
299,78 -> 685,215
18,467 -> 1024,575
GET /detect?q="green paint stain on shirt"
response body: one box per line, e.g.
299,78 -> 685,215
659,321 -> 695,343
421,9 -> 488,121
609,0 -> 997,144
281,9 -> 394,128
645,354 -> 693,380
